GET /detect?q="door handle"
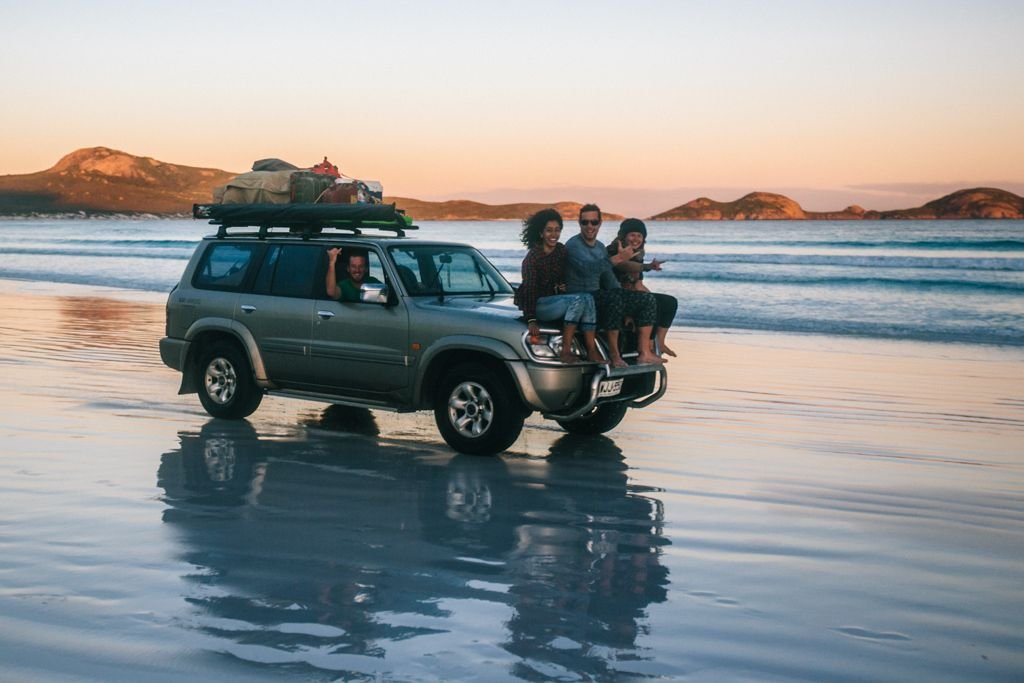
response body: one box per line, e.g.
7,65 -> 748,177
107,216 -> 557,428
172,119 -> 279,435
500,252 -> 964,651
317,310 -> 335,320
240,305 -> 256,313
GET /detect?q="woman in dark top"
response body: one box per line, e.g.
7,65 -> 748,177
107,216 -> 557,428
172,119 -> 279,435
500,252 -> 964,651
608,218 -> 679,358
515,209 -> 601,363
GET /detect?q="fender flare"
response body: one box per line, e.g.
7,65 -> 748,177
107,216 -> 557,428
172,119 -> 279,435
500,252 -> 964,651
185,317 -> 269,384
414,335 -> 539,408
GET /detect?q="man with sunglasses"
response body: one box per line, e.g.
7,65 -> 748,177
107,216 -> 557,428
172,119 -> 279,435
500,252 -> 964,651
565,204 -> 663,367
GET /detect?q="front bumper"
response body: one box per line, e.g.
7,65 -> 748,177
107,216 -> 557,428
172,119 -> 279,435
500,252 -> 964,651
510,359 -> 667,418
544,362 -> 667,421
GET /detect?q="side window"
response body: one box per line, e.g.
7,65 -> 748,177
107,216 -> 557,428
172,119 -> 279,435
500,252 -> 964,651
360,250 -> 385,289
389,248 -> 426,294
193,243 -> 259,291
327,247 -> 388,301
251,244 -> 320,298
252,245 -> 281,295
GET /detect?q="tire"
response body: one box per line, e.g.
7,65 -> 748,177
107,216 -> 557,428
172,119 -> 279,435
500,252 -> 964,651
434,362 -> 525,456
555,401 -> 628,435
195,341 -> 263,419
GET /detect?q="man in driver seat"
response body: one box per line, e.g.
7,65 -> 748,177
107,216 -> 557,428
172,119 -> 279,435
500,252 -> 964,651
326,248 -> 381,302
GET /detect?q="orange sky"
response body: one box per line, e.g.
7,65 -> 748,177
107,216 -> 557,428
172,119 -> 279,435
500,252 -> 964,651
2,1 -> 1023,215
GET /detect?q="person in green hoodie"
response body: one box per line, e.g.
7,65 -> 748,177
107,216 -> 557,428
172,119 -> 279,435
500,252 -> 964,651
326,248 -> 381,302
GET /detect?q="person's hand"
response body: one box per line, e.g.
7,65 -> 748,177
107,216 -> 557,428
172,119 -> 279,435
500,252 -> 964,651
527,320 -> 541,342
555,282 -> 566,293
614,240 -> 636,262
648,258 -> 664,271
327,247 -> 341,263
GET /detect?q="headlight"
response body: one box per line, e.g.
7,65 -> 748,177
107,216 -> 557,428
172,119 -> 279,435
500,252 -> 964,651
523,330 -> 583,363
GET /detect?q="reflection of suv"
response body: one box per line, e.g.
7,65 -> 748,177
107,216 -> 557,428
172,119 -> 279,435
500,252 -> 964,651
160,204 -> 666,455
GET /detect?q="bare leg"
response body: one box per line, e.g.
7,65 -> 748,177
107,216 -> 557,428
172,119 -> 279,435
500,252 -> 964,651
581,330 -> 603,363
655,327 -> 676,357
605,329 -> 627,368
560,323 -> 580,364
636,325 -> 665,364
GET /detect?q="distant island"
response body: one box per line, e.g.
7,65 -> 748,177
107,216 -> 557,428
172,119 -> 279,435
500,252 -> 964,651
651,189 -> 1024,221
381,197 -> 623,222
1,147 -> 1022,220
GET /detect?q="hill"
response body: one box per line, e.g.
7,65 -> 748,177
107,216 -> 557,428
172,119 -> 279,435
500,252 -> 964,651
2,148 -> 1021,220
0,147 -> 236,215
651,188 -> 1023,221
651,192 -> 808,220
0,148 -> 620,221
872,187 -> 1024,220
386,197 -> 621,222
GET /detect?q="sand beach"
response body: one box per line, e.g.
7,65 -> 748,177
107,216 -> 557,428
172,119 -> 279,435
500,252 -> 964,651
0,279 -> 1022,681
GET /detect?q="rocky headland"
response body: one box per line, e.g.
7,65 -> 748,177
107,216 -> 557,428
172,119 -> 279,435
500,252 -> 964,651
1,147 -> 1022,220
0,147 -> 235,215
386,197 -> 621,222
650,189 -> 1024,221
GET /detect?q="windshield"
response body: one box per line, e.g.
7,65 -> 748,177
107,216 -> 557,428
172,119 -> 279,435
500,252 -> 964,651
389,245 -> 514,296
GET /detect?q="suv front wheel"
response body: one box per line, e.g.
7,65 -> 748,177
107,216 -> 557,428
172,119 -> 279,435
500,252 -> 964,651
196,341 -> 264,419
555,401 -> 628,435
434,362 -> 524,456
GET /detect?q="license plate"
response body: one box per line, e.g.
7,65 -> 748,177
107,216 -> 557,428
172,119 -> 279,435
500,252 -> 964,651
597,378 -> 623,398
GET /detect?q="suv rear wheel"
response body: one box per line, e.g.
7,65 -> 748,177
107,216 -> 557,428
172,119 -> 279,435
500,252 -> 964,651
196,341 -> 263,419
434,362 -> 524,455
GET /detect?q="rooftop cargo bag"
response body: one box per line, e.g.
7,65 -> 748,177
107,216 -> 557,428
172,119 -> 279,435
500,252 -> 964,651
290,171 -> 336,203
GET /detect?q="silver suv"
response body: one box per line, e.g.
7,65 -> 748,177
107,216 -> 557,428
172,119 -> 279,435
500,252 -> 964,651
159,204 -> 666,455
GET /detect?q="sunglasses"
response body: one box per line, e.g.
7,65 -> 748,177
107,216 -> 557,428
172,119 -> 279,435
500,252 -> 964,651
579,219 -> 601,227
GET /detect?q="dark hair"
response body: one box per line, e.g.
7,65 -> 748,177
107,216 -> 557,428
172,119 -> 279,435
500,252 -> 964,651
342,247 -> 369,266
520,208 -> 564,248
617,217 -> 647,242
579,203 -> 602,221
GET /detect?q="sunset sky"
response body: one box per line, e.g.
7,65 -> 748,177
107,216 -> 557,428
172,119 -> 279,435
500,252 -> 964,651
2,0 -> 1023,215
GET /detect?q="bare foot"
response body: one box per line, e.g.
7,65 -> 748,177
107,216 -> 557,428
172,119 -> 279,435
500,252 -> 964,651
661,345 -> 677,358
637,353 -> 665,365
610,356 -> 628,369
559,353 -> 580,365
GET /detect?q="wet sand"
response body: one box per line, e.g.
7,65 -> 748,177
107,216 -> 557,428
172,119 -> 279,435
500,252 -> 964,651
1,280 -> 1022,682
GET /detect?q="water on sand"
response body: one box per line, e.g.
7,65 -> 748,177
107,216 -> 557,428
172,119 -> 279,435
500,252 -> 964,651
0,283 -> 1022,681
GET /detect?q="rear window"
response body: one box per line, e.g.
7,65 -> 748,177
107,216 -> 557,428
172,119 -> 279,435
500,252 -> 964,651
193,243 -> 260,291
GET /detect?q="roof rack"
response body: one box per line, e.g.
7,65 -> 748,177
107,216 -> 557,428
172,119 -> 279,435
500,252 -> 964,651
193,203 -> 418,238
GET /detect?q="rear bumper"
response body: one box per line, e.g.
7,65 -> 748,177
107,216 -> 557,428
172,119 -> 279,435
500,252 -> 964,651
159,337 -> 190,372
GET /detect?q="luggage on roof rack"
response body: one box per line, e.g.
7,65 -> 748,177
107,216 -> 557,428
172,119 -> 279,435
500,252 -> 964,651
193,203 -> 417,238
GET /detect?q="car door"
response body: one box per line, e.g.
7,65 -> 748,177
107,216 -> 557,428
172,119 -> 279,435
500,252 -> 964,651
309,246 -> 410,399
239,243 -> 320,386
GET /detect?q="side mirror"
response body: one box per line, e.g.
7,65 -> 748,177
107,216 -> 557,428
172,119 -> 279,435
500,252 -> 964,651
360,282 -> 390,305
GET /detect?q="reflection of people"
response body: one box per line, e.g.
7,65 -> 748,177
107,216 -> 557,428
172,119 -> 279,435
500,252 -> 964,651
515,209 -> 602,363
502,433 -> 670,666
326,248 -> 381,302
565,204 -> 663,367
608,218 -> 679,358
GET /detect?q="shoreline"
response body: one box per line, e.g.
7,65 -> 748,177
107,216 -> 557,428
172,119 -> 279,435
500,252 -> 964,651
1,276 -> 1021,358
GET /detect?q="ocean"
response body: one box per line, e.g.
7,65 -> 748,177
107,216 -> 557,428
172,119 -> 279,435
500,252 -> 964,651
1,217 -> 1022,346
2,217 -> 1023,681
